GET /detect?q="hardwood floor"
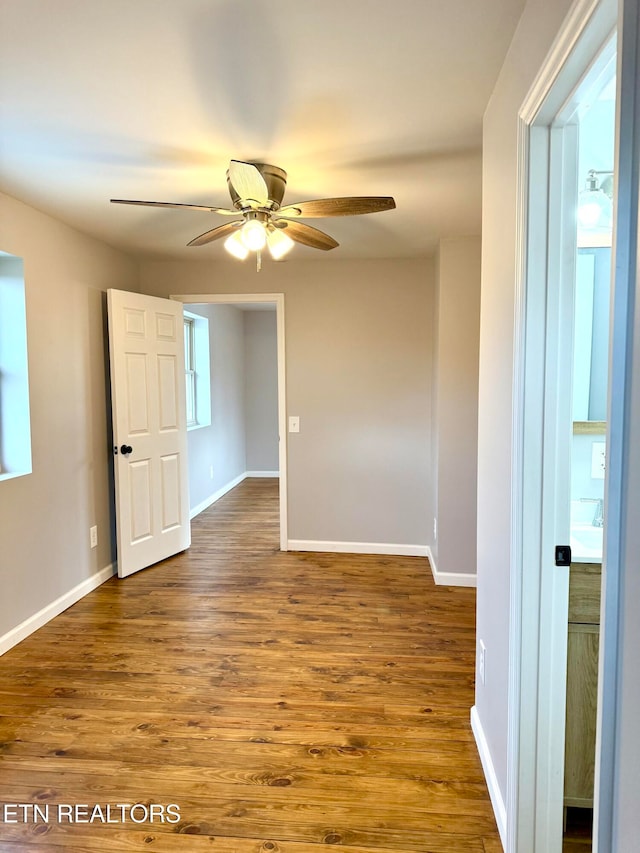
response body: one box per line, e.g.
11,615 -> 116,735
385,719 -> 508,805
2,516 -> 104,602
0,478 -> 501,851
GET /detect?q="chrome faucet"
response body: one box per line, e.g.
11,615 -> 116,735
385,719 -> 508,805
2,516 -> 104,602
592,498 -> 604,528
579,497 -> 605,527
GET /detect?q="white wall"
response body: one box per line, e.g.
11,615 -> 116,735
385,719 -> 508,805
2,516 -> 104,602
475,0 -> 576,807
140,258 -> 434,550
0,192 -> 138,645
244,310 -> 279,473
432,237 -> 481,580
185,303 -> 247,512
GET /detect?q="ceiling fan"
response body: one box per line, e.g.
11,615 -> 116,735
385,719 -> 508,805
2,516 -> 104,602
111,160 -> 395,266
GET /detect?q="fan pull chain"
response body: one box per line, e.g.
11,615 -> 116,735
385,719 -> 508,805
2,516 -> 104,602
256,249 -> 262,273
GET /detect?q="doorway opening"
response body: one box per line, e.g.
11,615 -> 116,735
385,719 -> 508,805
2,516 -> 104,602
508,0 -> 618,850
170,293 -> 288,551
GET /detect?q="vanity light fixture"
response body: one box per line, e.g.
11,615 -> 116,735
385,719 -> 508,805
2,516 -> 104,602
577,169 -> 614,229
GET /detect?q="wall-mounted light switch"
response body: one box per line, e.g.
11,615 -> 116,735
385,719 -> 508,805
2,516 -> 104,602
289,416 -> 300,433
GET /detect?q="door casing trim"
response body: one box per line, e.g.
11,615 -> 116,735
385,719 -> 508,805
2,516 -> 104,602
509,0 -> 617,849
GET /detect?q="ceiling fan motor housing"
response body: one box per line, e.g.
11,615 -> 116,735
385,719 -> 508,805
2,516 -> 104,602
227,163 -> 287,210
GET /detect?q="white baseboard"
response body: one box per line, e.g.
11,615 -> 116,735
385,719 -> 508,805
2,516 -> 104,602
245,470 -> 279,478
471,705 -> 507,850
189,472 -> 246,519
287,540 -> 429,558
0,563 -> 116,656
427,546 -> 477,587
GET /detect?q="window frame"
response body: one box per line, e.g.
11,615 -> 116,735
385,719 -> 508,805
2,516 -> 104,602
0,251 -> 32,481
183,310 -> 211,432
183,316 -> 197,427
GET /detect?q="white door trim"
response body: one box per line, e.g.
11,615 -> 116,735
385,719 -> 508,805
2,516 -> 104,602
509,0 -> 617,850
170,293 -> 288,551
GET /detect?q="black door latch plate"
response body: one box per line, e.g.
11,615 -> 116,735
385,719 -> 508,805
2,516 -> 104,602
555,545 -> 572,567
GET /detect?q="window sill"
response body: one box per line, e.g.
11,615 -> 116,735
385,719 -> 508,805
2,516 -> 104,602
0,470 -> 31,482
187,422 -> 211,433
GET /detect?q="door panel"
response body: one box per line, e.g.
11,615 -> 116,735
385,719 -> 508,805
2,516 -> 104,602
130,458 -> 153,542
108,289 -> 190,577
158,354 -> 179,430
160,453 -> 182,531
126,353 -> 150,434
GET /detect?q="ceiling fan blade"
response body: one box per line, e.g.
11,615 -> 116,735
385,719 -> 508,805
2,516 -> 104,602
187,220 -> 243,247
276,220 -> 338,251
228,161 -> 269,205
110,199 -> 238,215
278,196 -> 396,219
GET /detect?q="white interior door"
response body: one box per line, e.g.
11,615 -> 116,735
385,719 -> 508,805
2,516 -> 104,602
107,289 -> 190,578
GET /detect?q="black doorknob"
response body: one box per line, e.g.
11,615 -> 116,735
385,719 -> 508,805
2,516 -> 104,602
120,444 -> 133,456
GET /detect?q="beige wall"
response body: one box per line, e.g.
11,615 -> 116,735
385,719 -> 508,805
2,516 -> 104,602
140,258 -> 434,548
244,310 -> 279,473
433,237 -> 481,578
0,192 -> 138,641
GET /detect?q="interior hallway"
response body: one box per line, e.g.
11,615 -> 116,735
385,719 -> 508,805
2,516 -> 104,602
0,478 -> 501,851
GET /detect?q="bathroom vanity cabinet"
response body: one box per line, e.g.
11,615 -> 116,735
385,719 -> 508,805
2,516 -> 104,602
564,561 -> 602,807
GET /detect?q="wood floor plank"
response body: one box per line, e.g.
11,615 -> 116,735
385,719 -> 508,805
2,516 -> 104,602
0,731 -> 486,777
482,838 -> 505,852
0,825 -> 486,852
0,709 -> 487,759
0,479 -> 500,850
0,704 -> 475,743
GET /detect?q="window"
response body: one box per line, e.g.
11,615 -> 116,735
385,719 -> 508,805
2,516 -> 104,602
184,317 -> 196,426
0,252 -> 32,480
183,310 -> 211,430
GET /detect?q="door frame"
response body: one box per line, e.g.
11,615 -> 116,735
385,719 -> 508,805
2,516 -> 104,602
594,0 -> 640,847
170,292 -> 288,551
509,0 -> 617,849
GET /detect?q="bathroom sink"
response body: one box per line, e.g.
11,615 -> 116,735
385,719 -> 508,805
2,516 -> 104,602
570,524 -> 603,561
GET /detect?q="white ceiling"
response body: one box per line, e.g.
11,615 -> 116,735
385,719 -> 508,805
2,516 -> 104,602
0,0 -> 526,261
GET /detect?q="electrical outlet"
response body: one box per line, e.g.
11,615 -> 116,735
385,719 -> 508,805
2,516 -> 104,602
433,517 -> 437,541
209,465 -> 214,479
478,640 -> 486,686
90,526 -> 98,549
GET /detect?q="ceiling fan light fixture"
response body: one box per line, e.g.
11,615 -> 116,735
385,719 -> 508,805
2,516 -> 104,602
267,228 -> 295,260
224,231 -> 250,260
241,219 -> 267,251
111,160 -> 395,263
